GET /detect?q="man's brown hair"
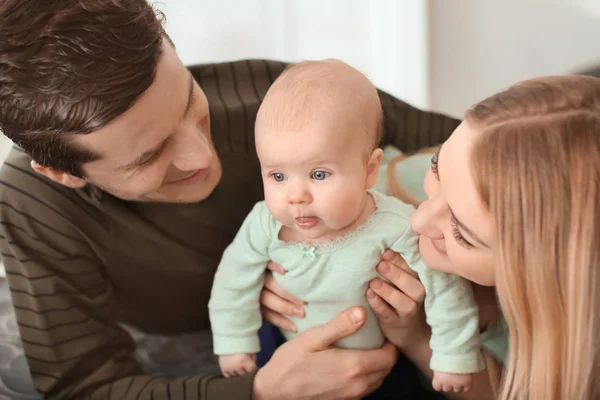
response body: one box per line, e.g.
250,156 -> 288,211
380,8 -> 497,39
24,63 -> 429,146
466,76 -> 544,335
0,0 -> 166,176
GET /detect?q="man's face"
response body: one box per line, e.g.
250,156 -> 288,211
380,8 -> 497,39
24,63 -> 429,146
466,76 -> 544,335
71,42 -> 222,203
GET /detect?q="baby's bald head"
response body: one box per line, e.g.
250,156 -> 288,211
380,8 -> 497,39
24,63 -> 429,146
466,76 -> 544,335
256,60 -> 383,154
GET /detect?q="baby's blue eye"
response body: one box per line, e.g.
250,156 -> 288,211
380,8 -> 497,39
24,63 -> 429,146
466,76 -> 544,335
272,172 -> 286,182
311,171 -> 330,180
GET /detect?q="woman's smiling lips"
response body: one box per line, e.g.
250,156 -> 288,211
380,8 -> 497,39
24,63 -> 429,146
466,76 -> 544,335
430,238 -> 448,255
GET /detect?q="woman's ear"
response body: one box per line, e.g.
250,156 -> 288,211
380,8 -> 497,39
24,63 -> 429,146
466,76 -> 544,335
30,160 -> 87,189
365,148 -> 383,189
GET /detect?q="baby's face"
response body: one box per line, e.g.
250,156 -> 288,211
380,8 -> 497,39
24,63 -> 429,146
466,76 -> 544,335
256,122 -> 374,242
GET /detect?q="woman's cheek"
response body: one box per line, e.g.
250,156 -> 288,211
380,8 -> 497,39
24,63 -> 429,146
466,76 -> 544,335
444,242 -> 469,276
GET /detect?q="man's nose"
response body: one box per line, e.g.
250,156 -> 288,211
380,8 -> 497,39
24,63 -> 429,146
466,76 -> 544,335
171,124 -> 212,171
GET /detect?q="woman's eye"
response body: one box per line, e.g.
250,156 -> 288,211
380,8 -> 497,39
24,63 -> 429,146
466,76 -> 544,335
431,152 -> 439,179
450,216 -> 474,249
311,171 -> 330,180
271,172 -> 286,182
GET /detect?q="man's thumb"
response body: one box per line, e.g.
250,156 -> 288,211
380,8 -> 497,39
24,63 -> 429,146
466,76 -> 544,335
303,307 -> 366,351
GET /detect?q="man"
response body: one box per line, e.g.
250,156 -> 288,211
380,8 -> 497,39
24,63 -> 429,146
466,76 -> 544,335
0,1 -> 460,399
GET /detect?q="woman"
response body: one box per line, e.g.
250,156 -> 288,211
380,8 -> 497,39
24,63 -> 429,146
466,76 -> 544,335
263,74 -> 600,399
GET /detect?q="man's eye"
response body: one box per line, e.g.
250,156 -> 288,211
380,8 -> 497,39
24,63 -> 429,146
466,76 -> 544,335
311,171 -> 330,180
271,172 -> 286,182
138,157 -> 155,167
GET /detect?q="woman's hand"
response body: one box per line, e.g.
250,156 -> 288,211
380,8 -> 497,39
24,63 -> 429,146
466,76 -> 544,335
259,261 -> 306,332
367,251 -> 502,400
366,250 -> 429,349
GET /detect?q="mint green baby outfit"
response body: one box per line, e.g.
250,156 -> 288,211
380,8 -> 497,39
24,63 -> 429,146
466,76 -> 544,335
209,190 -> 485,374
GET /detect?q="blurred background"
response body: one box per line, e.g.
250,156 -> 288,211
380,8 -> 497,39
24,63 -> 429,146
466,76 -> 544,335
158,0 -> 600,117
0,0 -> 599,160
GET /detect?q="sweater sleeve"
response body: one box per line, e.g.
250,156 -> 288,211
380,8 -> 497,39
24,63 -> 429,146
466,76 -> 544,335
209,202 -> 273,355
377,89 -> 461,153
390,227 -> 485,375
0,155 -> 256,400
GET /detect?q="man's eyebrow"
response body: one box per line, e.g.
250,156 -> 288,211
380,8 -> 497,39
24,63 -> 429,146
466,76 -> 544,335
438,146 -> 490,248
121,74 -> 195,170
122,139 -> 169,170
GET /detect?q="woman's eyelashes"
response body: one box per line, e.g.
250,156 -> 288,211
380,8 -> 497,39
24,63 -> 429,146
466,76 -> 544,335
450,215 -> 474,249
430,151 -> 439,179
430,149 -> 472,249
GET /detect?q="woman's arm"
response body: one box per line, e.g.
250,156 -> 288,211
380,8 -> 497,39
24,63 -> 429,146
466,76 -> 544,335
399,324 -> 500,400
367,250 -> 500,400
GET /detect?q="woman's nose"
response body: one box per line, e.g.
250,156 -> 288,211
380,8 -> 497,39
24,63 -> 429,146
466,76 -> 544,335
411,198 -> 445,240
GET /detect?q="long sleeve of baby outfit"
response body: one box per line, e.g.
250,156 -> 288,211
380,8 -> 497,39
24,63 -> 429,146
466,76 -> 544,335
391,228 -> 485,374
208,202 -> 273,355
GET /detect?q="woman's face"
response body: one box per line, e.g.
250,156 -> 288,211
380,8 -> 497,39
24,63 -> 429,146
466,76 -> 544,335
411,121 -> 496,286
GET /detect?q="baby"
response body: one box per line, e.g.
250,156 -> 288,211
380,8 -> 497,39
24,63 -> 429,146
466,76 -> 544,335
208,60 -> 484,392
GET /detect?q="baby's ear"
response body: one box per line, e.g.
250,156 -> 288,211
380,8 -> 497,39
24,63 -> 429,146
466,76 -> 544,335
365,148 -> 383,189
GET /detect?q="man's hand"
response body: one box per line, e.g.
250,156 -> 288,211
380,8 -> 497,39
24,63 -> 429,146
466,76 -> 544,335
259,261 -> 306,332
252,307 -> 398,400
219,353 -> 257,378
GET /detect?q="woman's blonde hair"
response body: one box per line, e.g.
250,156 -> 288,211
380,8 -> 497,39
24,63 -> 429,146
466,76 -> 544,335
467,75 -> 600,399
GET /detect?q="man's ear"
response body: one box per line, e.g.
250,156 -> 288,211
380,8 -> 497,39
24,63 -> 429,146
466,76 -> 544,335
30,160 -> 87,189
365,148 -> 383,189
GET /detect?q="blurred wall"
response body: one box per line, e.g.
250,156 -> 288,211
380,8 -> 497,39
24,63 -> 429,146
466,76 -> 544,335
159,0 -> 430,109
1,0 -> 599,159
429,0 -> 600,117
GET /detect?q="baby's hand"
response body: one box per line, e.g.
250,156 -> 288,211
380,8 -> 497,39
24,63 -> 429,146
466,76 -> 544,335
219,353 -> 257,378
432,371 -> 474,393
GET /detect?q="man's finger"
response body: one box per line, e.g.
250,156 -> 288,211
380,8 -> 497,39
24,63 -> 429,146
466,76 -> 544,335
264,272 -> 305,305
261,307 -> 297,332
266,260 -> 287,275
260,289 -> 305,318
359,342 -> 398,375
299,307 -> 366,350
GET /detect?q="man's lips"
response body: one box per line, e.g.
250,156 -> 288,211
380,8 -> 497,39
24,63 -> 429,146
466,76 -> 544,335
165,168 -> 208,185
295,217 -> 318,229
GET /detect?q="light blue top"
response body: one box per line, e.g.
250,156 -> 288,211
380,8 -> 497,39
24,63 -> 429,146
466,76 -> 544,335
209,190 -> 485,374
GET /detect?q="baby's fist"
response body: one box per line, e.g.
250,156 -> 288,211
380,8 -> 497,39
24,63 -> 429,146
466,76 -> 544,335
432,371 -> 474,393
219,353 -> 257,378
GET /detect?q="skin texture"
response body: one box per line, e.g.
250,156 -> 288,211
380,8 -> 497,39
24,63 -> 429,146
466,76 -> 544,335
31,44 -> 398,399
